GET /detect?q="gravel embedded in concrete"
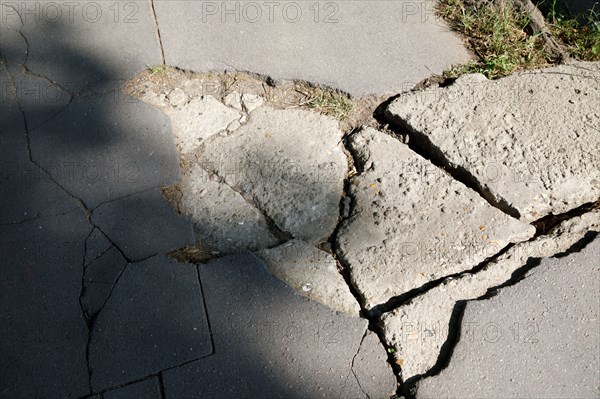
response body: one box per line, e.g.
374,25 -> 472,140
385,63 -> 600,222
336,127 -> 535,310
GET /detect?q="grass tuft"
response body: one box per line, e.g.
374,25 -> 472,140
439,0 -> 547,78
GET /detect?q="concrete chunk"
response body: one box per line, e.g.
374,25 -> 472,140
385,62 -> 600,221
380,209 -> 600,381
336,128 -> 534,310
200,106 -> 347,244
177,164 -> 279,254
256,239 -> 360,315
417,234 -> 600,399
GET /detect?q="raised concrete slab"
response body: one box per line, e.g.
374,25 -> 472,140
88,255 -> 212,391
200,106 -> 347,244
0,0 -> 162,92
0,210 -> 91,398
336,128 -> 534,310
256,239 -> 361,315
380,209 -> 600,381
153,0 -> 472,96
28,91 -> 181,208
163,253 -> 396,398
417,234 -> 600,399
91,189 -> 195,262
385,63 -> 600,222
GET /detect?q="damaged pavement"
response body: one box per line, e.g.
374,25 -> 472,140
1,1 -> 599,398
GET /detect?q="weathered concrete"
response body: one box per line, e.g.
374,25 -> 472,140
417,234 -> 600,399
200,106 -> 347,244
352,330 -> 399,398
385,63 -> 600,222
89,255 -> 212,391
380,209 -> 600,381
91,189 -> 195,261
159,95 -> 242,155
153,0 -> 472,96
336,127 -> 534,310
163,253 -> 396,398
256,239 -> 360,316
177,164 -> 280,254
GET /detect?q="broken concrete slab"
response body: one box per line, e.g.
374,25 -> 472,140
200,106 -> 347,244
102,377 -> 162,399
351,330 -> 398,398
255,239 -> 360,316
91,188 -> 195,261
153,0 -> 471,96
417,234 -> 600,399
385,62 -> 600,222
380,209 -> 600,381
0,210 -> 91,398
175,164 -> 279,255
159,95 -> 242,155
163,253 -> 395,398
88,255 -> 212,391
1,0 -> 162,92
336,127 -> 534,310
28,91 -> 181,208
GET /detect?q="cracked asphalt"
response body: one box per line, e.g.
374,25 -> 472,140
1,1 -> 599,399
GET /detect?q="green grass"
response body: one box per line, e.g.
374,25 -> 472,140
539,0 -> 600,60
299,90 -> 354,120
147,64 -> 169,75
439,0 -> 547,78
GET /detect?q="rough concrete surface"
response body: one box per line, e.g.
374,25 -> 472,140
177,164 -> 279,255
381,209 -> 600,381
159,95 -> 242,155
256,239 -> 361,315
153,0 -> 472,95
385,63 -> 600,222
417,234 -> 600,399
336,127 -> 534,310
163,253 -> 396,399
200,106 -> 347,244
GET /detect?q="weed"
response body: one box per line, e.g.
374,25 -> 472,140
539,0 -> 600,60
298,89 -> 354,120
439,0 -> 547,78
148,64 -> 169,75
